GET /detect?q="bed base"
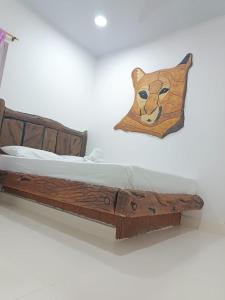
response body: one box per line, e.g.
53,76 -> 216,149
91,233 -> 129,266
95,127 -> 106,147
0,171 -> 203,239
0,99 -> 204,239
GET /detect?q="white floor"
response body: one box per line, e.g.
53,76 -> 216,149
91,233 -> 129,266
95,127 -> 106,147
0,193 -> 225,300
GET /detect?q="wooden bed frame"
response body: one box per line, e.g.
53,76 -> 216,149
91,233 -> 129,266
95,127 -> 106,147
0,99 -> 204,239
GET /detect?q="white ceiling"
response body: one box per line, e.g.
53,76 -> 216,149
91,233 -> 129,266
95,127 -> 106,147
19,0 -> 225,57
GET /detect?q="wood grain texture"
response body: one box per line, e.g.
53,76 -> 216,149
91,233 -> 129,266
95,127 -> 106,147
23,123 -> 44,149
0,119 -> 24,146
114,54 -> 192,138
0,171 -> 118,226
0,170 -> 204,239
56,131 -> 71,155
0,99 -> 87,156
70,135 -> 82,156
42,128 -> 57,152
0,99 -> 5,128
116,213 -> 181,239
4,107 -> 82,136
116,189 -> 204,217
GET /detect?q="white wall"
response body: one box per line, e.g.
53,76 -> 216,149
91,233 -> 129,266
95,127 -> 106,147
0,0 -> 96,131
89,16 -> 225,225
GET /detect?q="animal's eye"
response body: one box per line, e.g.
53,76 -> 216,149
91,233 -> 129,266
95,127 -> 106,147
159,87 -> 169,95
138,90 -> 148,100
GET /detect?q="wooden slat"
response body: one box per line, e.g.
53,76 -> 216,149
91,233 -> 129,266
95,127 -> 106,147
56,132 -> 71,155
70,135 -> 82,156
0,101 -> 87,157
115,189 -> 204,217
0,99 -> 5,128
23,123 -> 44,149
42,128 -> 57,152
0,119 -> 24,146
4,107 -> 85,137
80,131 -> 87,157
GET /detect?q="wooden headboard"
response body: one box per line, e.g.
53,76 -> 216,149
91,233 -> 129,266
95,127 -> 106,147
0,99 -> 87,156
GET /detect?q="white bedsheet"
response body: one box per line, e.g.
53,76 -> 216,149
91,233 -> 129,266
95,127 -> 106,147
0,155 -> 197,194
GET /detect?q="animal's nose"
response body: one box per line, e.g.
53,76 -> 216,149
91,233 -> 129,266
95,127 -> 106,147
147,119 -> 151,122
145,96 -> 158,114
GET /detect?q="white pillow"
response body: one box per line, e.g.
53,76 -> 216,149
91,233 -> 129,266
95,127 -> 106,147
84,148 -> 104,163
1,146 -> 61,160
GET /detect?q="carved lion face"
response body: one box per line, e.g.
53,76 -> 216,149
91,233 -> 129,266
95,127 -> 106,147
114,54 -> 192,138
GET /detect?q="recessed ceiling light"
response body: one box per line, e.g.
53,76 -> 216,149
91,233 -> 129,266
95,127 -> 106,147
95,15 -> 107,28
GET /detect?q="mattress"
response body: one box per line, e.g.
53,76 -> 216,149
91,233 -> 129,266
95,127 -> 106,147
0,155 -> 197,194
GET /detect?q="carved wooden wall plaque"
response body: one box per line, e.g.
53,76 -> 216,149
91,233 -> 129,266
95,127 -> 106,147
114,54 -> 192,138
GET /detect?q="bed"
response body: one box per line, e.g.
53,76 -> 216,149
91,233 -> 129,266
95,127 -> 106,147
0,99 -> 204,239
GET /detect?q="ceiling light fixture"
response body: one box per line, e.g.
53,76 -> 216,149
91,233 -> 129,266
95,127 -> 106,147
95,15 -> 107,28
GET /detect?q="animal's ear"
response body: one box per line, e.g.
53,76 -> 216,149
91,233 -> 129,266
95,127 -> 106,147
178,53 -> 192,69
132,68 -> 145,86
